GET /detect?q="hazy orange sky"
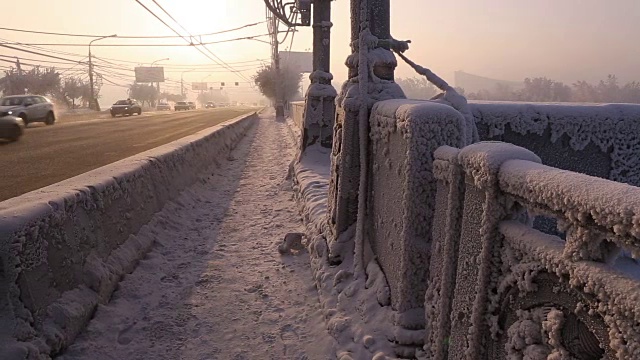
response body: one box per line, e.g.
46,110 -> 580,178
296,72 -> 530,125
1,0 -> 639,104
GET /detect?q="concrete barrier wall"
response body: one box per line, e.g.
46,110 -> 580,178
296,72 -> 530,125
0,112 -> 257,358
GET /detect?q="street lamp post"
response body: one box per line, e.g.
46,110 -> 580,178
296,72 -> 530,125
150,57 -> 169,93
88,34 -> 117,110
181,69 -> 196,98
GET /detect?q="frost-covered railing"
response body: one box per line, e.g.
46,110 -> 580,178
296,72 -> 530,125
471,102 -> 640,187
363,99 -> 473,354
431,141 -> 640,359
289,101 -> 305,130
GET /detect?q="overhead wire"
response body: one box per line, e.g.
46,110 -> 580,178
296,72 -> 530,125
0,33 -> 275,47
147,0 -> 253,83
0,21 -> 266,39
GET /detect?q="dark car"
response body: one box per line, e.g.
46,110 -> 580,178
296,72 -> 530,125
175,101 -> 190,111
0,115 -> 25,141
205,102 -> 216,109
187,101 -> 196,110
110,99 -> 142,117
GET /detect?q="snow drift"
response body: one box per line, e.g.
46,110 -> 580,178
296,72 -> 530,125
0,112 -> 257,359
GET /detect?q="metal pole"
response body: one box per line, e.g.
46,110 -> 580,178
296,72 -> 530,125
274,17 -> 284,118
181,68 -> 195,98
88,49 -> 94,109
88,34 -> 116,110
313,0 -> 331,78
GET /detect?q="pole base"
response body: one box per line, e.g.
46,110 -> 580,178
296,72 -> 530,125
275,104 -> 285,120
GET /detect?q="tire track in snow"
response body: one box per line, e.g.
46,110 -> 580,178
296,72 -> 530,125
58,114 -> 337,360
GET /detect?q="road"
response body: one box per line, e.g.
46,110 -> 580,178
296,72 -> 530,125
0,107 -> 257,202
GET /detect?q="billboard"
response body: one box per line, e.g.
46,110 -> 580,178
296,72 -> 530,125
192,82 -> 208,91
134,67 -> 165,83
279,51 -> 312,73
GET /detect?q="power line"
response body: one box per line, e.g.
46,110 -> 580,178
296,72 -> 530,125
0,44 -> 86,64
0,36 -> 267,71
146,0 -> 253,83
133,0 -> 229,72
0,33 -> 274,47
0,53 -> 81,66
0,22 -> 266,39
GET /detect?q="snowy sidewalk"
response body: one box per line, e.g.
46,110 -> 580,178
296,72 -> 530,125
59,114 -> 336,360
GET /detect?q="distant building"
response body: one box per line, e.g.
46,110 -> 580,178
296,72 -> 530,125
454,71 -> 524,94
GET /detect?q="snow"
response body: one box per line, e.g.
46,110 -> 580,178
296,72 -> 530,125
499,159 -> 640,259
0,113 -> 257,358
59,112 -> 337,359
288,114 -> 405,359
470,102 -> 640,186
500,221 -> 640,358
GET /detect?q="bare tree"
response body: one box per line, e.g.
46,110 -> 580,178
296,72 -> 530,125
395,77 -> 438,100
253,65 -> 302,102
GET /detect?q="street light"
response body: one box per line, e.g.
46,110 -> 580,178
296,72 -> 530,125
150,58 -> 169,67
150,58 -> 169,92
181,68 -> 196,97
88,34 -> 117,111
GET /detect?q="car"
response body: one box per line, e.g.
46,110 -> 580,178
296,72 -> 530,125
175,101 -> 190,111
110,99 -> 142,117
157,102 -> 171,111
187,101 -> 196,110
0,115 -> 25,141
205,102 -> 216,109
0,95 -> 56,127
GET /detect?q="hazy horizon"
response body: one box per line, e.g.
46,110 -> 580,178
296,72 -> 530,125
1,0 -> 639,105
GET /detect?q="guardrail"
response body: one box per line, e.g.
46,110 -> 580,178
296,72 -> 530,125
0,112 -> 257,358
432,141 -> 640,359
290,101 -> 305,131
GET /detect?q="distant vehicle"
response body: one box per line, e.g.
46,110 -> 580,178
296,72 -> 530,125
205,102 -> 216,109
0,95 -> 56,127
110,99 -> 142,117
156,102 -> 171,111
175,101 -> 190,111
188,101 -> 196,110
0,115 -> 25,141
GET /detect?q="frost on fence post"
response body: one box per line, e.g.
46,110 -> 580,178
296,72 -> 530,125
448,142 -> 541,360
422,145 -> 465,360
301,0 -> 336,152
326,0 -> 406,263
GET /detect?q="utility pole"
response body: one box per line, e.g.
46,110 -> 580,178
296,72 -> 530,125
267,10 -> 284,119
301,0 -> 335,150
181,69 -> 195,99
151,58 -> 169,96
88,34 -> 116,111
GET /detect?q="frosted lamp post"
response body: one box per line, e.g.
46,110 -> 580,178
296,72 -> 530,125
88,34 -> 117,110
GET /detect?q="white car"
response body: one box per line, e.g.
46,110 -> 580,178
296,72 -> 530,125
0,95 -> 56,127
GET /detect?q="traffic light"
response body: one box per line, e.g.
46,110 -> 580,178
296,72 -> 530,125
296,0 -> 311,26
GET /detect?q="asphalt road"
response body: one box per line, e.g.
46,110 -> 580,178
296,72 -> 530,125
0,107 -> 258,202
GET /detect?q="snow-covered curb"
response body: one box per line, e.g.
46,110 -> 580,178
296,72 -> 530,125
0,112 -> 258,359
283,108 -> 399,359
